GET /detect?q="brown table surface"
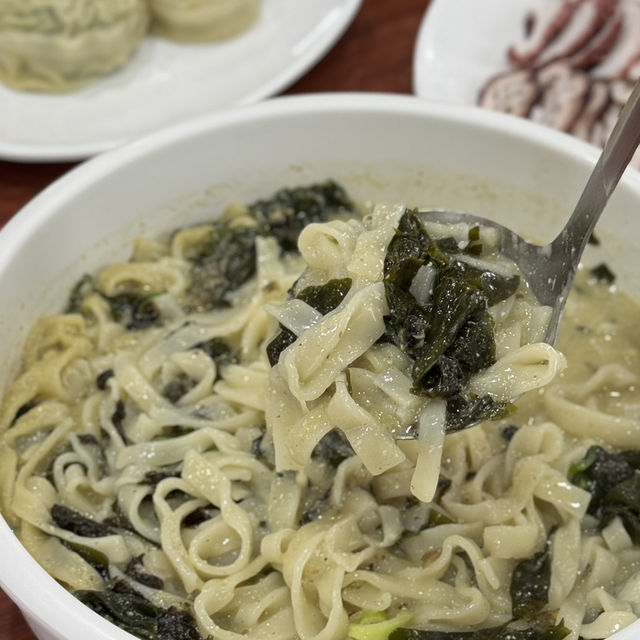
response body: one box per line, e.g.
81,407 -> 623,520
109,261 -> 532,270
0,0 -> 430,637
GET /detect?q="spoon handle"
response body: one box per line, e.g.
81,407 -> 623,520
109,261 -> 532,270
552,79 -> 640,258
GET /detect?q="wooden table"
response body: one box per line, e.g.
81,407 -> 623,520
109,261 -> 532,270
0,0 -> 430,637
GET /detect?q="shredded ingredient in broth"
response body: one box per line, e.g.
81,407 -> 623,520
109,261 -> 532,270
0,181 -> 638,640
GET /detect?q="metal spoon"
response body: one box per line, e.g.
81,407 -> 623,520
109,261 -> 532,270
395,79 -> 640,440
424,78 -> 640,347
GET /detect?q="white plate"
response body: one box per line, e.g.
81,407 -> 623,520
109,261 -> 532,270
0,0 -> 361,162
413,0 -> 545,106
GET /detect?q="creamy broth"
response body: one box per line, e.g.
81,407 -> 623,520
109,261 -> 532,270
516,269 -> 640,434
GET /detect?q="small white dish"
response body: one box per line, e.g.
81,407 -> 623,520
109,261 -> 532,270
0,0 -> 361,162
412,0 -> 545,106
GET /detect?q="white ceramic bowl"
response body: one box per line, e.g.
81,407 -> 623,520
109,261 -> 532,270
1,93 -> 640,640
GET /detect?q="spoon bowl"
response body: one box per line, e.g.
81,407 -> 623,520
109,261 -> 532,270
424,78 -> 640,348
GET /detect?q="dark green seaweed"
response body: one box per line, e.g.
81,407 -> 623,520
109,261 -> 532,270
589,262 -> 615,284
125,556 -> 164,590
162,373 -> 196,404
109,293 -> 161,330
389,619 -> 570,640
602,474 -> 640,543
66,275 -> 162,330
295,277 -> 354,314
156,608 -> 203,640
140,468 -> 182,487
11,399 -> 38,425
311,429 -> 355,467
66,182 -> 355,321
510,546 -> 552,619
96,369 -> 115,390
185,181 -> 355,311
266,328 -> 299,367
51,504 -> 113,538
266,278 -> 352,366
75,587 -> 204,640
61,541 -> 110,581
186,224 -> 258,311
194,337 -> 237,378
248,179 -> 356,251
75,588 -> 159,640
66,274 -> 96,314
569,445 -> 640,543
111,399 -> 127,442
383,209 -> 519,432
445,394 -> 514,433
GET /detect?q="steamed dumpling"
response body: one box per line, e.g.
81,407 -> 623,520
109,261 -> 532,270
149,0 -> 260,42
0,0 -> 149,92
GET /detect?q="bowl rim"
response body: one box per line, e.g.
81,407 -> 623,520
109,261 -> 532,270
2,91 -> 640,640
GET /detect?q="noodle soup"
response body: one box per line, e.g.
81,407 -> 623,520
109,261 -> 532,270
0,179 -> 638,640
1,94 -> 640,640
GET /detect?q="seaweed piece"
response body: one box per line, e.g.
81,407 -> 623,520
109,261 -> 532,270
66,274 -> 96,313
501,425 -> 519,441
182,505 -> 219,528
389,620 -> 570,639
250,431 -> 275,468
383,210 -> 521,431
590,262 -> 615,284
311,429 -> 355,467
299,488 -> 332,526
75,588 -> 159,640
569,445 -> 640,541
109,293 -> 161,330
152,425 -> 193,440
266,278 -> 352,366
125,556 -> 164,590
51,504 -> 113,538
77,576 -> 204,639
111,399 -> 127,442
186,181 -> 355,311
420,311 -> 496,397
194,337 -> 237,377
569,446 -> 629,507
162,373 -> 195,404
157,608 -> 203,640
412,271 -> 486,382
384,208 -> 449,275
96,369 -> 114,390
383,210 -> 446,347
602,474 -> 640,543
510,546 -> 551,619
62,540 -> 110,581
411,262 -> 517,386
266,328 -> 298,367
249,179 -> 356,252
187,225 -> 258,311
11,399 -> 38,425
66,273 -> 162,330
446,395 -> 514,433
141,468 -> 182,487
296,277 -> 354,314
